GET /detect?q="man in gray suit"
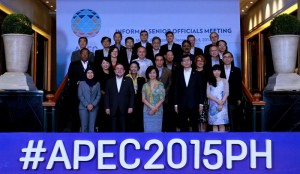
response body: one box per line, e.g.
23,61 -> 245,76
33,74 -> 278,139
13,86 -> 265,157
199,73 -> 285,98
105,63 -> 135,132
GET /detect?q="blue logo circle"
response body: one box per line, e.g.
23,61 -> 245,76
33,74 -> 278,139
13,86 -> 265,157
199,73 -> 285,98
71,9 -> 101,38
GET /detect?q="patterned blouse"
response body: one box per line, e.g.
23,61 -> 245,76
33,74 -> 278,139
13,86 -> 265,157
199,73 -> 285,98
142,81 -> 165,115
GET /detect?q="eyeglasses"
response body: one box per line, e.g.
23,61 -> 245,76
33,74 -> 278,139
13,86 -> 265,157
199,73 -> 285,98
223,56 -> 232,59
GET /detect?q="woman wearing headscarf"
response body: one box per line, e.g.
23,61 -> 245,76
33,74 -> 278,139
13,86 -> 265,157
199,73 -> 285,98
78,67 -> 101,132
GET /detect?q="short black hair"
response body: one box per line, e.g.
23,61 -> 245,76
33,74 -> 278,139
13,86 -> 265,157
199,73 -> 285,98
125,37 -> 134,43
80,47 -> 89,54
187,34 -> 195,39
154,53 -> 164,61
78,37 -> 88,44
140,30 -> 148,35
181,40 -> 191,47
181,54 -> 192,62
145,66 -> 159,80
113,31 -> 122,38
101,36 -> 111,43
152,36 -> 161,43
165,31 -> 174,37
129,61 -> 140,70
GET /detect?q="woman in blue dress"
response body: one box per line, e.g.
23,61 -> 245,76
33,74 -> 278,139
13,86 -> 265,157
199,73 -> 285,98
207,64 -> 229,132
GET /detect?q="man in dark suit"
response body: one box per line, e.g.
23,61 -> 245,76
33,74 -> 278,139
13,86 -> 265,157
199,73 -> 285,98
123,37 -> 138,73
221,51 -> 242,132
147,36 -> 161,64
154,54 -> 173,132
94,36 -> 111,66
174,55 -> 204,132
205,45 -> 223,71
68,48 -> 94,131
187,34 -> 204,56
160,31 -> 182,63
71,37 -> 94,62
110,31 -> 126,54
133,30 -> 152,58
105,63 -> 135,132
204,32 -> 219,59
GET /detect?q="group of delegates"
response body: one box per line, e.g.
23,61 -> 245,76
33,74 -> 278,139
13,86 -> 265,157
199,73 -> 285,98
67,30 -> 242,133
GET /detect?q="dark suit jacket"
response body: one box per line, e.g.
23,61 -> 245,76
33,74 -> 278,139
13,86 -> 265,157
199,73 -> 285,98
105,76 -> 135,116
158,67 -> 172,97
221,66 -> 242,105
194,47 -> 204,56
94,49 -> 108,65
133,42 -> 152,55
147,49 -> 160,64
123,50 -> 138,73
205,57 -> 223,71
71,50 -> 94,62
174,69 -> 204,109
160,43 -> 183,63
204,44 -> 213,59
67,60 -> 94,87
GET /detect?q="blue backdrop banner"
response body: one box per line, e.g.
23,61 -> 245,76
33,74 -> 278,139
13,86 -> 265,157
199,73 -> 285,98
0,133 -> 298,173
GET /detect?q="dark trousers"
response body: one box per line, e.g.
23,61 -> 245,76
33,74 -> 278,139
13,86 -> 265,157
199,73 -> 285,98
228,104 -> 242,132
111,108 -> 127,132
179,107 -> 198,132
162,103 -> 177,132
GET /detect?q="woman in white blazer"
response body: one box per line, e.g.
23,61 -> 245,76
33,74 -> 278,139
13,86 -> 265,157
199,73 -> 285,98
78,67 -> 101,132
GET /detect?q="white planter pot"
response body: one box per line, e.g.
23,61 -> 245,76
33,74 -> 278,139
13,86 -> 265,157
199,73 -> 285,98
269,35 -> 299,73
2,34 -> 33,73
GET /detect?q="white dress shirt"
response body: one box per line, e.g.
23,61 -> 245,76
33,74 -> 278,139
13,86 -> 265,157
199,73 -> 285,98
103,49 -> 109,57
224,65 -> 231,81
168,43 -> 173,50
190,47 -> 195,55
126,49 -> 132,63
153,49 -> 160,56
211,57 -> 220,67
184,68 -> 192,87
81,60 -> 88,71
116,76 -> 123,92
141,42 -> 147,47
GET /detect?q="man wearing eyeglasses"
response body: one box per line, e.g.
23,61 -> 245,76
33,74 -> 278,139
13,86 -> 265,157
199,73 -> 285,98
221,51 -> 242,132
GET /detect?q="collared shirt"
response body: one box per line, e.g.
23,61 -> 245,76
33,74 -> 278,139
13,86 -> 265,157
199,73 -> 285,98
153,49 -> 160,56
224,64 -> 231,81
133,58 -> 153,78
168,43 -> 173,50
157,67 -> 163,79
190,47 -> 195,55
184,68 -> 192,87
219,52 -> 223,59
81,60 -> 88,71
116,76 -> 123,92
126,49 -> 132,63
103,49 -> 109,57
141,42 -> 147,47
211,57 -> 220,67
166,63 -> 173,70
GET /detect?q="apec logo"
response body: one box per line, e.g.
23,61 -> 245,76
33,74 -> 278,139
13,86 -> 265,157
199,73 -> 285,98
71,9 -> 101,38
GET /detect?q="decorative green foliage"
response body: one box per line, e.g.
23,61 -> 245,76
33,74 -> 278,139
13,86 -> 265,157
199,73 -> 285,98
2,13 -> 33,35
270,14 -> 300,35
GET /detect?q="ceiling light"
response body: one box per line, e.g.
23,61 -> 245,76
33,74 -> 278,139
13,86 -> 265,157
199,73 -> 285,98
246,6 -> 249,8
46,1 -> 49,3
242,10 -> 245,12
250,1 -> 253,3
50,5 -> 53,8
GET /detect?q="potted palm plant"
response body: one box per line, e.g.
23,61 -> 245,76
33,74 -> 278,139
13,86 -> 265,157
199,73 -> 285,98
268,13 -> 300,91
1,13 -> 34,72
269,13 -> 300,73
